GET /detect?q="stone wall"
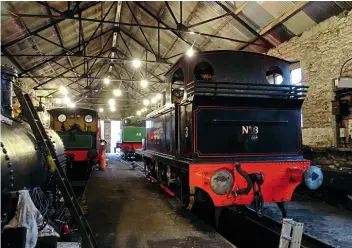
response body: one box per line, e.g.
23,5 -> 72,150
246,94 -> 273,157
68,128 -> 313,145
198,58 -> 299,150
267,10 -> 352,147
104,120 -> 112,153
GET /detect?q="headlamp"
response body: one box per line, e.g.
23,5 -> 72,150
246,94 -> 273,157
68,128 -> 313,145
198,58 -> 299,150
210,170 -> 234,195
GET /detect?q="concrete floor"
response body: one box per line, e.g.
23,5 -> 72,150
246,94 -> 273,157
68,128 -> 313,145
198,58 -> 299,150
81,155 -> 235,248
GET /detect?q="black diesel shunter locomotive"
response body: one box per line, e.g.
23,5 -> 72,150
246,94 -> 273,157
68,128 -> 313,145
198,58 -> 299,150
140,51 -> 322,222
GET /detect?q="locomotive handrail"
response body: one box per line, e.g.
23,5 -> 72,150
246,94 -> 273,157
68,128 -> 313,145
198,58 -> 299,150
186,80 -> 308,99
187,80 -> 309,88
146,105 -> 175,119
186,84 -> 308,93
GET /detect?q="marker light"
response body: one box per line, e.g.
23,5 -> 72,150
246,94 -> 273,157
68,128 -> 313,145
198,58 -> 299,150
156,93 -> 162,100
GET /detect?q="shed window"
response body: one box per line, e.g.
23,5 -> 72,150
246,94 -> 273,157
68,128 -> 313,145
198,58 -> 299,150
291,68 -> 302,85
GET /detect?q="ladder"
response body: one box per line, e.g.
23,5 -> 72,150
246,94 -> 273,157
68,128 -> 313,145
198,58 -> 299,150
14,88 -> 99,248
279,218 -> 304,248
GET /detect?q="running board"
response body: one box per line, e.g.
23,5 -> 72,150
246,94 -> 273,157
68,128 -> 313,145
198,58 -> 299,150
160,184 -> 175,197
148,176 -> 175,197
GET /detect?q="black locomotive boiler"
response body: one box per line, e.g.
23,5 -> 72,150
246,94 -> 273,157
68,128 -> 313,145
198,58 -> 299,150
139,51 -> 323,219
1,65 -> 66,243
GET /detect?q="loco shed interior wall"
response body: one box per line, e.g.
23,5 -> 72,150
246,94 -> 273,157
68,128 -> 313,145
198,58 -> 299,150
267,10 -> 352,148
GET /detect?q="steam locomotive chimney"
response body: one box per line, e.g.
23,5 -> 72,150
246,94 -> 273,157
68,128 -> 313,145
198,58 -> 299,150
1,65 -> 18,117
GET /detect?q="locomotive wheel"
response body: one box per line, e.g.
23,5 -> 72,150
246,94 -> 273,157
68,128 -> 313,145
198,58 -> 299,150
154,161 -> 159,179
144,160 -> 151,177
166,165 -> 172,187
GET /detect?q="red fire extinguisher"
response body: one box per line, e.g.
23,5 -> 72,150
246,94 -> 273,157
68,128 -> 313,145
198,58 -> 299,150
99,140 -> 108,170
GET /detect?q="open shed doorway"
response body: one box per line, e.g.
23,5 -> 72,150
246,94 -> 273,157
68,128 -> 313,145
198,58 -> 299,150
110,120 -> 121,153
100,120 -> 121,153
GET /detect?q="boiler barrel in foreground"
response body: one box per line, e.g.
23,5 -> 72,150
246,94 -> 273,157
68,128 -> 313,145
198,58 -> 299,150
1,118 -> 65,193
1,64 -> 65,193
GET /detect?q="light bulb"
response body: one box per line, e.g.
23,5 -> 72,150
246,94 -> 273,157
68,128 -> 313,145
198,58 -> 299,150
132,59 -> 141,68
140,79 -> 148,88
136,111 -> 141,116
99,108 -> 104,112
156,93 -> 162,100
103,78 -> 110,84
63,96 -> 71,104
186,47 -> 194,57
108,99 -> 115,106
142,108 -> 147,112
110,106 -> 116,112
113,89 -> 122,96
143,99 -> 149,106
151,98 -> 157,103
60,86 -> 68,95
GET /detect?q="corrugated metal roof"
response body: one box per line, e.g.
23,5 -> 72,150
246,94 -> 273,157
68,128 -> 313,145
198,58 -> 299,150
1,1 -> 351,116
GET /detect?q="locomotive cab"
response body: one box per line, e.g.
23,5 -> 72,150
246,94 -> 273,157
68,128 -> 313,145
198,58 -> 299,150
142,51 -> 323,217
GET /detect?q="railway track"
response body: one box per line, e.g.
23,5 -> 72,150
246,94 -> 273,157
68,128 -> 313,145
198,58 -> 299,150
226,207 -> 334,248
123,158 -> 335,248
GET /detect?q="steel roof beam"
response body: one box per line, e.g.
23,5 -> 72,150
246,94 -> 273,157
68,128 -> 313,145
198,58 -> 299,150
134,2 -> 194,48
87,32 -> 113,75
1,2 -> 100,49
85,2 -> 115,49
126,2 -> 156,56
36,1 -> 62,15
42,5 -> 80,78
5,13 -> 179,31
17,28 -> 113,76
187,12 -> 231,29
164,2 -> 178,26
216,1 -> 274,48
239,1 -> 310,50
21,76 -> 161,82
33,48 -> 110,90
3,11 -> 266,49
119,28 -> 168,63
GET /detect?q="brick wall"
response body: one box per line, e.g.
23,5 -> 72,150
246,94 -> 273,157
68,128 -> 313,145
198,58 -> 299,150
267,11 -> 352,147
